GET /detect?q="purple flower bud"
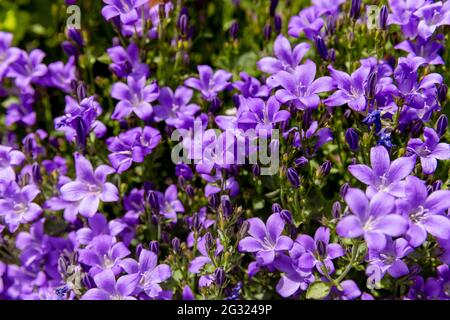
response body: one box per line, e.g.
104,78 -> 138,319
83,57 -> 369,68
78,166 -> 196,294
436,114 -> 448,137
136,244 -> 143,257
209,97 -> 221,114
263,24 -> 272,41
148,190 -> 160,212
411,120 -> 423,136
432,180 -> 443,191
379,5 -> 388,30
437,84 -> 448,104
316,240 -> 327,257
366,71 -> 377,99
62,41 -> 78,57
178,12 -> 189,37
274,14 -> 282,34
252,164 -> 261,176
186,185 -> 195,198
32,163 -> 42,185
67,27 -> 84,47
214,268 -> 225,287
82,274 -> 95,290
287,167 -> 300,188
76,82 -> 87,101
314,36 -> 328,61
270,0 -> 279,16
221,195 -> 232,218
232,94 -> 240,108
149,241 -> 159,254
332,201 -> 342,219
175,163 -> 193,180
204,232 -> 215,251
229,21 -> 239,41
345,128 -> 359,151
319,160 -> 332,176
294,156 -> 309,167
209,193 -> 220,209
280,209 -> 293,225
350,0 -> 362,20
172,237 -> 181,253
426,185 -> 433,195
74,117 -> 87,150
272,203 -> 282,213
178,175 -> 186,188
57,255 -> 69,275
190,214 -> 201,231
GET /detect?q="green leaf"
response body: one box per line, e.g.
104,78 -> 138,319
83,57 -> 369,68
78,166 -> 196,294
306,282 -> 331,300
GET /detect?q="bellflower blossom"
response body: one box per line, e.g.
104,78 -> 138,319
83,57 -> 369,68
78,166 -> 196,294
107,43 -> 149,78
413,1 -> 450,39
398,176 -> 450,247
189,236 -> 223,273
395,36 -> 445,65
348,146 -> 416,198
7,49 -> 47,91
238,213 -> 293,266
82,269 -> 137,300
101,0 -> 148,25
274,60 -> 336,110
337,188 -> 408,250
0,145 -> 25,181
288,6 -> 324,40
184,65 -> 232,102
0,31 -> 20,81
60,153 -> 119,218
407,127 -> 450,174
111,76 -> 160,121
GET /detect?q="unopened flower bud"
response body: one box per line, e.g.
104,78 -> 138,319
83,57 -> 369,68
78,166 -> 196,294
316,240 -> 327,257
350,0 -> 362,21
294,156 -> 309,167
238,221 -> 250,239
32,163 -> 42,185
272,203 -> 282,213
287,167 -> 300,188
274,14 -> 282,34
315,36 -> 328,61
319,160 -> 332,176
280,210 -> 293,225
332,201 -> 342,219
345,128 -> 359,151
366,71 -> 377,99
379,5 -> 388,30
263,24 -> 272,41
148,190 -> 160,212
214,268 -> 225,287
186,185 -> 195,198
252,164 -> 261,176
204,232 -> 215,251
437,84 -> 448,104
67,27 -> 84,47
172,237 -> 181,253
209,193 -> 220,209
149,241 -> 159,254
436,114 -> 448,137
221,195 -> 232,218
270,0 -> 279,16
229,21 -> 239,41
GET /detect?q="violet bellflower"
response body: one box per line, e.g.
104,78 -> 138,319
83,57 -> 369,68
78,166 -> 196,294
189,235 -> 223,273
288,6 -> 324,40
238,213 -> 293,266
120,249 -> 171,298
0,31 -> 20,81
397,176 -> 450,247
395,36 -> 445,65
46,56 -> 77,93
424,264 -> 450,299
413,1 -> 450,39
7,49 -> 47,91
348,145 -> 416,198
0,181 -> 42,232
336,188 -> 408,251
232,72 -> 270,98
294,227 -> 344,275
274,60 -> 336,110
81,269 -> 137,300
60,153 -> 119,218
107,43 -> 149,78
107,126 -> 161,174
111,76 -> 160,121
153,185 -> 185,222
0,145 -> 25,181
184,65 -> 232,102
407,127 -> 450,174
101,0 -> 148,25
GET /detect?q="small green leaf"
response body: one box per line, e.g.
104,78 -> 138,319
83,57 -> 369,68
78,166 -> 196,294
306,282 -> 331,300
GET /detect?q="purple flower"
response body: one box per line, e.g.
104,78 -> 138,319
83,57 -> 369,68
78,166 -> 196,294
274,60 -> 335,110
120,249 -> 171,298
294,227 -> 344,275
233,72 -> 270,98
46,56 -> 77,93
424,264 -> 450,299
184,65 -> 232,102
0,31 -> 20,81
367,238 -> 413,279
0,145 -> 25,181
107,126 -> 161,173
257,35 -> 310,75
79,235 -> 130,276
153,86 -> 200,127
336,188 -> 408,250
274,253 -> 314,298
397,176 -> 450,247
60,153 -> 119,218
0,181 -> 42,232
348,146 -> 416,198
407,127 -> 450,174
107,43 -> 149,78
395,36 -> 444,65
154,185 -> 184,222
324,65 -> 372,112
387,0 -> 425,38
7,49 -> 47,90
81,269 -> 137,300
238,213 -> 293,265
414,1 -> 450,39
189,235 -> 223,273
101,0 -> 148,25
111,76 -> 160,121
288,6 -> 324,40
5,95 -> 36,127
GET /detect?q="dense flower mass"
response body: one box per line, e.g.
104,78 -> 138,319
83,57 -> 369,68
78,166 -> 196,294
0,0 -> 449,300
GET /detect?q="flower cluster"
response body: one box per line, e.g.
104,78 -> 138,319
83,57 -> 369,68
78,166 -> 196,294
0,0 -> 449,300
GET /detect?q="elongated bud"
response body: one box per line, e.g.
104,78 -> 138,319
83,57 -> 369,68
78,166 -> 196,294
214,268 -> 225,287
433,180 -> 443,191
315,36 -> 328,61
149,241 -> 159,254
172,237 -> 181,254
437,84 -> 448,104
186,185 -> 195,198
32,163 -> 42,185
319,160 -> 332,176
270,0 -> 279,16
379,5 -> 388,30
345,128 -> 359,151
209,97 -> 221,114
287,167 -> 300,188
62,41 -> 78,57
148,190 -> 160,212
316,240 -> 327,257
411,120 -> 423,136
76,82 -> 87,101
274,15 -> 282,34
178,12 -> 188,37
238,221 -> 250,239
366,71 -> 377,99
340,183 -> 349,199
221,195 -> 232,218
350,0 -> 362,21
272,203 -> 282,213
190,214 -> 201,231
209,193 -> 220,209
58,255 -> 70,275
280,210 -> 293,225
252,164 -> 261,176
294,156 -> 309,167
74,117 -> 87,150
82,274 -> 95,289
436,115 -> 448,137
229,21 -> 239,41
332,201 -> 342,219
67,27 -> 84,47
263,24 -> 272,41
204,232 -> 215,251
